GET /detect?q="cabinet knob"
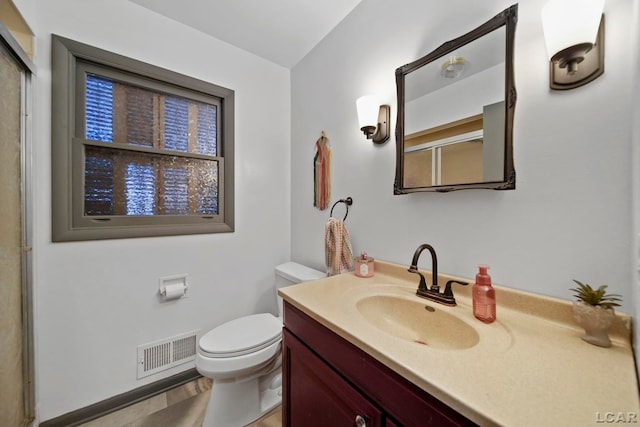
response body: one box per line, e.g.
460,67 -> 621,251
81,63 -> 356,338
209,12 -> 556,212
355,415 -> 367,427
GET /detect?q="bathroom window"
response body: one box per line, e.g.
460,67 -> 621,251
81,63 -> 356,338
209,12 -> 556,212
51,35 -> 235,241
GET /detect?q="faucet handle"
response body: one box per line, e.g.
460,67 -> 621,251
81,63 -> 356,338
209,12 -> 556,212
444,280 -> 469,298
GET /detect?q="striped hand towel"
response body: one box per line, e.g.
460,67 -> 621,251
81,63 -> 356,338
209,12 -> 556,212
325,217 -> 354,276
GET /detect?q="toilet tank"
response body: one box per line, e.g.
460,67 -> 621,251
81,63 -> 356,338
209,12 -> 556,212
275,262 -> 325,316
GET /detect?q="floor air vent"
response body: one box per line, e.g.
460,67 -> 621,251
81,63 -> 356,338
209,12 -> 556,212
137,330 -> 199,379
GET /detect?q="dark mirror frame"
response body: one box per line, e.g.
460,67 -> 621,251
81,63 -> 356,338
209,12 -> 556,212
394,4 -> 518,194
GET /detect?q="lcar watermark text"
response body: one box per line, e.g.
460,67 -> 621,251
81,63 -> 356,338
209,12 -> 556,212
596,412 -> 639,424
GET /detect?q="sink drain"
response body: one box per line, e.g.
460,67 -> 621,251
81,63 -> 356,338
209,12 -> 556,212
424,305 -> 435,312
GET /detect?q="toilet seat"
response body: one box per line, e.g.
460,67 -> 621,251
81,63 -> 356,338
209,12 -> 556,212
199,313 -> 282,358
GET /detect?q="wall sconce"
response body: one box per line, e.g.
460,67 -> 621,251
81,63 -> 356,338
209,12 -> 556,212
356,95 -> 390,144
541,0 -> 605,90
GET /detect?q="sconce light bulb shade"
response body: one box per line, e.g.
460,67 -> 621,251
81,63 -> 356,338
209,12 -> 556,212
356,95 -> 381,129
542,0 -> 604,60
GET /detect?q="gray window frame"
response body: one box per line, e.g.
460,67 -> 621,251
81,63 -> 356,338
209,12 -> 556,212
51,35 -> 234,241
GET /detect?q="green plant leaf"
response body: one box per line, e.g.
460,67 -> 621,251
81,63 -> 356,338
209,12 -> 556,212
571,279 -> 622,308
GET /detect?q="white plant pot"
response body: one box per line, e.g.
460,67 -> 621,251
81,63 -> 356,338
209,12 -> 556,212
572,301 -> 615,347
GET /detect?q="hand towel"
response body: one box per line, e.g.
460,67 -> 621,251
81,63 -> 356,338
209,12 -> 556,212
325,217 -> 354,276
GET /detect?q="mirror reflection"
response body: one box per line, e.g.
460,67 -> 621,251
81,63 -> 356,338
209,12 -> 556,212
395,5 -> 517,193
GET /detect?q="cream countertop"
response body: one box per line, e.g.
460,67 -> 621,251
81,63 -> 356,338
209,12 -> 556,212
278,260 -> 640,427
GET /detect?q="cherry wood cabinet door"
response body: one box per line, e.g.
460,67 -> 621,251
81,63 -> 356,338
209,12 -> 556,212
283,329 -> 383,427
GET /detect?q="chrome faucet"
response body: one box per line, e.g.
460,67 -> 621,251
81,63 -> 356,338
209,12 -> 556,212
408,244 -> 468,307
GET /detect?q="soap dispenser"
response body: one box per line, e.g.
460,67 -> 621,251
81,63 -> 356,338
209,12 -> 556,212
473,265 -> 496,323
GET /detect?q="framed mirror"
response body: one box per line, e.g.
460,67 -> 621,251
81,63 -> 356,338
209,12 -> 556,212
394,5 -> 517,194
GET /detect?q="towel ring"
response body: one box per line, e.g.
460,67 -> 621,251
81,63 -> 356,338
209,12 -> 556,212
330,197 -> 353,221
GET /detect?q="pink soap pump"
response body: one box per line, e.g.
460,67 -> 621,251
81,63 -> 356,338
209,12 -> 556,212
473,265 -> 496,323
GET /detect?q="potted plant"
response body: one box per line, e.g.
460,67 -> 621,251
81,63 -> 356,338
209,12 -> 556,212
570,280 -> 622,348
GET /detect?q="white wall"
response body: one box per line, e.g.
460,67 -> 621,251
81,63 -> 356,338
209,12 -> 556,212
32,0 -> 291,421
292,0 -> 637,317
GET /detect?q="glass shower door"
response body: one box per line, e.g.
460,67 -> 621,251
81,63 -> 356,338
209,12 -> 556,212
0,33 -> 33,426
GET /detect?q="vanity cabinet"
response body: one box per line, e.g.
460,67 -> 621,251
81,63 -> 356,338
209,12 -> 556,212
282,302 -> 477,427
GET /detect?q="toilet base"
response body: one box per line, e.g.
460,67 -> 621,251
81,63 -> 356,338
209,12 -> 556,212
202,368 -> 282,427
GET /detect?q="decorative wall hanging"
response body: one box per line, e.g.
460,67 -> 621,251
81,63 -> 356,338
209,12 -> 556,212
313,131 -> 331,210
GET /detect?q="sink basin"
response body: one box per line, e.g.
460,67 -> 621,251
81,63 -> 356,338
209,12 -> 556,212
356,295 -> 480,350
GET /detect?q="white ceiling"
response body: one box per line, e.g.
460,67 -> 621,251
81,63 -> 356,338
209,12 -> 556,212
130,0 -> 363,69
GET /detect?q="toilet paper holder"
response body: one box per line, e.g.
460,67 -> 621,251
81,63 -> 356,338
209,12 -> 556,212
159,274 -> 188,301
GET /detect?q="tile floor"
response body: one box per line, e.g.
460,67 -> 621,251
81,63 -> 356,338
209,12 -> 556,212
78,377 -> 282,427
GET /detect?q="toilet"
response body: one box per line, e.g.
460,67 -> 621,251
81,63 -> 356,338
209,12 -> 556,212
196,262 -> 326,427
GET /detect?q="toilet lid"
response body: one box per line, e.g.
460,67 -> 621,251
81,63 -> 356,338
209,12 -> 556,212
199,313 -> 282,358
